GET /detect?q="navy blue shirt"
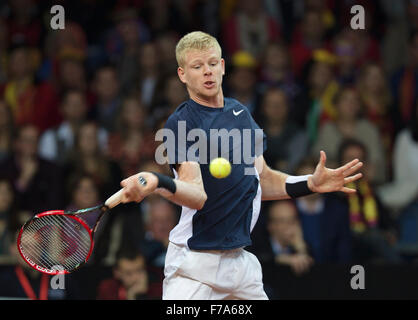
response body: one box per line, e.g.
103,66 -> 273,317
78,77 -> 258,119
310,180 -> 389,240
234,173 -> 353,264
163,98 -> 266,250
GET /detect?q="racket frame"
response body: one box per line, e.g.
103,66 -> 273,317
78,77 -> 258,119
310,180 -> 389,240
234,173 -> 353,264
17,209 -> 96,275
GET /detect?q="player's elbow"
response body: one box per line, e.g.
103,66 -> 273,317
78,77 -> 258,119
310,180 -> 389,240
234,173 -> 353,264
195,191 -> 207,210
192,191 -> 208,210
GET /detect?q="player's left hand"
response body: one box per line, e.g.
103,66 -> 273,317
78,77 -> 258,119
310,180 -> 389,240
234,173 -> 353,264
308,151 -> 363,194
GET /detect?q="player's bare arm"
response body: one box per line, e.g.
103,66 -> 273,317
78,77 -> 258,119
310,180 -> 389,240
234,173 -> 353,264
257,150 -> 363,201
256,155 -> 290,201
120,161 -> 207,210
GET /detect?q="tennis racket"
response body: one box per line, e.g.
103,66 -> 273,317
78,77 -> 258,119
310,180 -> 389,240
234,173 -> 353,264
17,176 -> 147,275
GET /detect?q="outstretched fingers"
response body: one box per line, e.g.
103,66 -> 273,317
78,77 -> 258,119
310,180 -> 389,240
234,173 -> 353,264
340,186 -> 357,194
342,161 -> 363,177
344,173 -> 363,184
337,158 -> 360,175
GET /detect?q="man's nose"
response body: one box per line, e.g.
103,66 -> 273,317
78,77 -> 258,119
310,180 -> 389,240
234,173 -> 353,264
203,64 -> 212,75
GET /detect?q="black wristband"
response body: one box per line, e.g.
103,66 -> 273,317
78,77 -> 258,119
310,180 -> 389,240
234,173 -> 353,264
150,171 -> 177,194
285,175 -> 314,198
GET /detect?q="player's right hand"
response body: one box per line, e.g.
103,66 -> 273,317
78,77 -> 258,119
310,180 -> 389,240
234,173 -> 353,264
120,172 -> 158,203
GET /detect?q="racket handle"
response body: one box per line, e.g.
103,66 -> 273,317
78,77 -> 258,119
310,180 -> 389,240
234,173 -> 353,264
105,189 -> 123,209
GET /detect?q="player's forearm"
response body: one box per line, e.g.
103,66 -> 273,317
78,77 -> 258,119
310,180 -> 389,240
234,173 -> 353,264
153,161 -> 207,210
260,166 -> 291,201
258,156 -> 315,201
155,179 -> 207,210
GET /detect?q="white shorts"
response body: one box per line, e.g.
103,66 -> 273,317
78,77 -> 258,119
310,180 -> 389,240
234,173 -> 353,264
162,242 -> 268,300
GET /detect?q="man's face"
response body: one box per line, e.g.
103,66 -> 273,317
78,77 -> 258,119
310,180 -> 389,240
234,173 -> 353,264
148,201 -> 177,243
94,69 -> 119,102
115,257 -> 147,289
262,90 -> 288,123
62,92 -> 87,122
15,126 -> 39,158
73,178 -> 99,209
177,48 -> 225,101
0,181 -> 13,212
9,48 -> 30,79
267,202 -> 298,245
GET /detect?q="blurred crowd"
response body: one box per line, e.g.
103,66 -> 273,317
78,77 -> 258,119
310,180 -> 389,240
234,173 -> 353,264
0,0 -> 417,300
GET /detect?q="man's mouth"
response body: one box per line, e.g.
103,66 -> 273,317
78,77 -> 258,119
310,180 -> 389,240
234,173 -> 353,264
203,81 -> 215,89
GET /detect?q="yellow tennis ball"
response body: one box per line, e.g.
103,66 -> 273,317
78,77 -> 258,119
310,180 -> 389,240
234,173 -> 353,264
209,157 -> 231,179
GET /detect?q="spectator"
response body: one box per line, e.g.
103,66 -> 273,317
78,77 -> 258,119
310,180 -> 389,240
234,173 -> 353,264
108,9 -> 147,96
141,0 -> 191,38
64,121 -> 122,198
154,31 -> 179,76
381,0 -> 418,75
138,198 -> 178,268
260,87 -> 308,174
312,86 -> 387,184
294,158 -> 352,264
225,51 -> 260,115
5,0 -> 42,47
378,101 -> 418,253
251,200 -> 314,275
54,56 -> 89,96
339,27 -> 381,70
338,139 -> 402,264
65,174 -> 110,265
1,44 -> 61,132
262,0 -> 300,43
292,50 -> 339,143
65,173 -> 141,269
96,250 -> 161,300
290,10 -> 328,77
109,160 -> 171,269
38,89 -> 108,164
390,30 -> 418,134
0,124 -> 63,213
333,29 -> 358,86
303,0 -> 337,34
258,41 -> 300,101
150,74 -> 188,129
0,99 -> 15,161
38,21 -> 88,84
106,96 -> 156,178
106,7 -> 150,66
0,228 -> 81,299
59,1 -> 114,47
222,0 -> 281,59
90,65 -> 122,131
356,63 -> 395,171
0,179 -> 16,258
135,42 -> 162,108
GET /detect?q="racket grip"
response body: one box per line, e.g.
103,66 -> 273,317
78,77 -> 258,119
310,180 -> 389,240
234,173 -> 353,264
104,189 -> 123,209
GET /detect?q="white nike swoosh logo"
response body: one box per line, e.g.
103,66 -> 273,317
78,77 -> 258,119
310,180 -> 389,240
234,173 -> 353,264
233,109 -> 244,116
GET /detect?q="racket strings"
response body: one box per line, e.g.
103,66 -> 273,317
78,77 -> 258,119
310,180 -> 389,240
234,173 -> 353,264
20,214 -> 91,271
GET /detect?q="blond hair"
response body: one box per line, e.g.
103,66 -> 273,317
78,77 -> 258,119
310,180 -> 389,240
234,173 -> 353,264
175,31 -> 222,67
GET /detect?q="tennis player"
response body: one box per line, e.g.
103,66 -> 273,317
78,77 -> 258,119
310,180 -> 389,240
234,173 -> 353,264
119,31 -> 363,300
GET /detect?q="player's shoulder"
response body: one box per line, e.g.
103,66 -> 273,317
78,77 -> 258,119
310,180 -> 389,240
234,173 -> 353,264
165,100 -> 199,129
224,97 -> 251,114
165,101 -> 189,123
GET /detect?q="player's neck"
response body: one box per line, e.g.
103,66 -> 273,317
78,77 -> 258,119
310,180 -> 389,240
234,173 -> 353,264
189,91 -> 224,108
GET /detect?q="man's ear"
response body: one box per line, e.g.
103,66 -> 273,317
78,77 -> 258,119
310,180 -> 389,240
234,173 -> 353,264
177,67 -> 187,84
221,58 -> 225,75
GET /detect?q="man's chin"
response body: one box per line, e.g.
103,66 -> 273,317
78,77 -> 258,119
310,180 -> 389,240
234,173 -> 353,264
199,87 -> 220,98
